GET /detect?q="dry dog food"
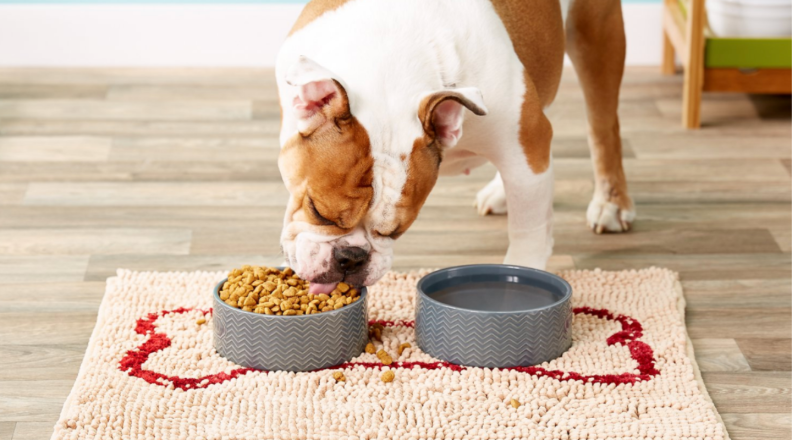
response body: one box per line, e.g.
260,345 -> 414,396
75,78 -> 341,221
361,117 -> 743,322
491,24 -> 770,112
369,322 -> 384,342
332,371 -> 346,382
219,265 -> 360,315
365,342 -> 376,354
510,399 -> 521,409
397,342 -> 411,355
196,318 -> 206,325
381,370 -> 395,383
376,349 -> 393,366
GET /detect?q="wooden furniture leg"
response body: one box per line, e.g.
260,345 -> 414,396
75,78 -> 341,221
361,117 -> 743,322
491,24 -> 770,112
682,0 -> 706,129
662,32 -> 676,75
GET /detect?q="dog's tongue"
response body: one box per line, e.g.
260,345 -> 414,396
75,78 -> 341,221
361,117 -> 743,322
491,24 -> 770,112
308,282 -> 338,294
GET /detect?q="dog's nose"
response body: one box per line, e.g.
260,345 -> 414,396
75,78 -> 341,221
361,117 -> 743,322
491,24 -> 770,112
333,246 -> 369,273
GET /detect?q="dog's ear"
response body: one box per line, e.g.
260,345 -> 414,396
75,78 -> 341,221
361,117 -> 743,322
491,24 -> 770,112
285,56 -> 351,136
418,87 -> 487,148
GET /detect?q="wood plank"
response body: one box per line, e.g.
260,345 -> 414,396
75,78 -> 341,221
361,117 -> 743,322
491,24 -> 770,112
736,338 -> 792,371
0,83 -> 106,100
0,229 -> 191,255
657,93 -> 759,123
11,422 -> 55,440
0,100 -> 252,121
23,182 -> 288,206
574,253 -> 791,281
0,119 -> 280,137
0,282 -> 105,312
704,68 -> 792,94
0,345 -> 86,381
782,158 -> 792,175
720,413 -> 792,440
0,206 -> 286,228
683,279 -> 792,309
0,423 -> 14,440
771,228 -> 791,252
0,137 -> 110,162
83,254 -> 284,281
0,312 -> 97,346
0,184 -> 26,206
0,256 -> 88,284
109,136 -> 280,162
0,380 -> 74,422
692,339 -> 752,372
701,372 -> 790,413
554,225 -> 782,255
0,161 -> 283,183
627,133 -> 792,159
687,308 -> 791,339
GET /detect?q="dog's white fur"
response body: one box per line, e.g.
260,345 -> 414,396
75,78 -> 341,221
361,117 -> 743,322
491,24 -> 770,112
277,0 -> 558,284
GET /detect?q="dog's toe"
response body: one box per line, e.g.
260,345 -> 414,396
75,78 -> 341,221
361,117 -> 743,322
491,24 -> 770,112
587,199 -> 635,234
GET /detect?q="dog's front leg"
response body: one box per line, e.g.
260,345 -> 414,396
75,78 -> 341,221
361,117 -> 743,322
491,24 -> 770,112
496,161 -> 554,270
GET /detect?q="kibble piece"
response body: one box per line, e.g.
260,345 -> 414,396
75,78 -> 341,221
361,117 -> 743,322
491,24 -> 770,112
337,282 -> 350,293
283,309 -> 297,316
381,370 -> 395,383
398,342 -> 411,355
510,399 -> 521,409
196,317 -> 206,325
365,342 -> 376,354
376,349 -> 393,366
332,371 -> 346,382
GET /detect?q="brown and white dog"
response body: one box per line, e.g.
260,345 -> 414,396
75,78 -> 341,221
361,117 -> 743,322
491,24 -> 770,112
276,0 -> 635,294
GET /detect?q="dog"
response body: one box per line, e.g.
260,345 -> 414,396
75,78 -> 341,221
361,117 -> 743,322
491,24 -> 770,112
276,0 -> 635,294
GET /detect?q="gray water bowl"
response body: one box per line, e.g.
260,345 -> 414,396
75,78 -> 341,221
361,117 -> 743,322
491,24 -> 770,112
415,264 -> 573,368
212,277 -> 368,372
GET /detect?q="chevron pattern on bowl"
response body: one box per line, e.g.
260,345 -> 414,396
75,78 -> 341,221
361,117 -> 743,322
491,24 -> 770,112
213,278 -> 368,372
416,265 -> 573,368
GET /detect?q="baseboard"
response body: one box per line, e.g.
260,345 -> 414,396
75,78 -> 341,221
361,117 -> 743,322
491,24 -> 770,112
0,3 -> 662,67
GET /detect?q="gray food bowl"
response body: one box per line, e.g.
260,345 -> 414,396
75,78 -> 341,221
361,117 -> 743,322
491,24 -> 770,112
415,264 -> 573,368
212,277 -> 368,372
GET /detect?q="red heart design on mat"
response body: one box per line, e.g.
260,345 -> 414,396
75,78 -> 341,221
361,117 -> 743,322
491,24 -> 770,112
120,307 -> 659,390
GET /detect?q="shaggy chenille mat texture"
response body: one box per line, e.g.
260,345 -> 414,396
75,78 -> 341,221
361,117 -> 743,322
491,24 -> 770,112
52,268 -> 729,440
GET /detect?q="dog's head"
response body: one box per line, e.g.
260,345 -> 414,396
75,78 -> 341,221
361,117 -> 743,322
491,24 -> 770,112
278,56 -> 486,292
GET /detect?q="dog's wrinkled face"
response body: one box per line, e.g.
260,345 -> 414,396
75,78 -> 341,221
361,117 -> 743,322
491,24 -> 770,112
279,57 -> 486,292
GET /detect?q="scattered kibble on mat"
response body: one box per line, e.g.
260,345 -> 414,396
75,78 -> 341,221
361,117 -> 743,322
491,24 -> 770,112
510,399 -> 521,409
376,349 -> 393,366
381,370 -> 395,383
219,265 -> 360,315
365,342 -> 376,354
369,323 -> 384,342
332,371 -> 345,382
397,342 -> 411,355
196,317 -> 206,325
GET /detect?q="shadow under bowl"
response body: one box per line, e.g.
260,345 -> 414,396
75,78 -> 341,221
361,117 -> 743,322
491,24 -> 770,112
415,264 -> 573,368
212,277 -> 368,372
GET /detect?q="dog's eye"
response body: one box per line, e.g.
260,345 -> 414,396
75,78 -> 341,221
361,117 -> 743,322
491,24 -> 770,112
375,226 -> 403,240
307,196 -> 336,227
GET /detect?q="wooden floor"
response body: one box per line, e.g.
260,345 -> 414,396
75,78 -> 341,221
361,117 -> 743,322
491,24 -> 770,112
0,67 -> 789,440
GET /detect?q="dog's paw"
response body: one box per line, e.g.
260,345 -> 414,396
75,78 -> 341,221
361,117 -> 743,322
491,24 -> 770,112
586,194 -> 636,234
474,174 -> 507,216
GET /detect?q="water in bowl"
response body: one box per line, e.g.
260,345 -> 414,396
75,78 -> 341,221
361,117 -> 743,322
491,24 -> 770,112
428,281 -> 559,312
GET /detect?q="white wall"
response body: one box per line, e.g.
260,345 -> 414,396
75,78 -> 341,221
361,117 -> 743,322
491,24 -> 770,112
0,3 -> 662,66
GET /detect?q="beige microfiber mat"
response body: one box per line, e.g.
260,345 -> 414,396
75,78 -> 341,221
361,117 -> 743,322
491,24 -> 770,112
52,268 -> 729,440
